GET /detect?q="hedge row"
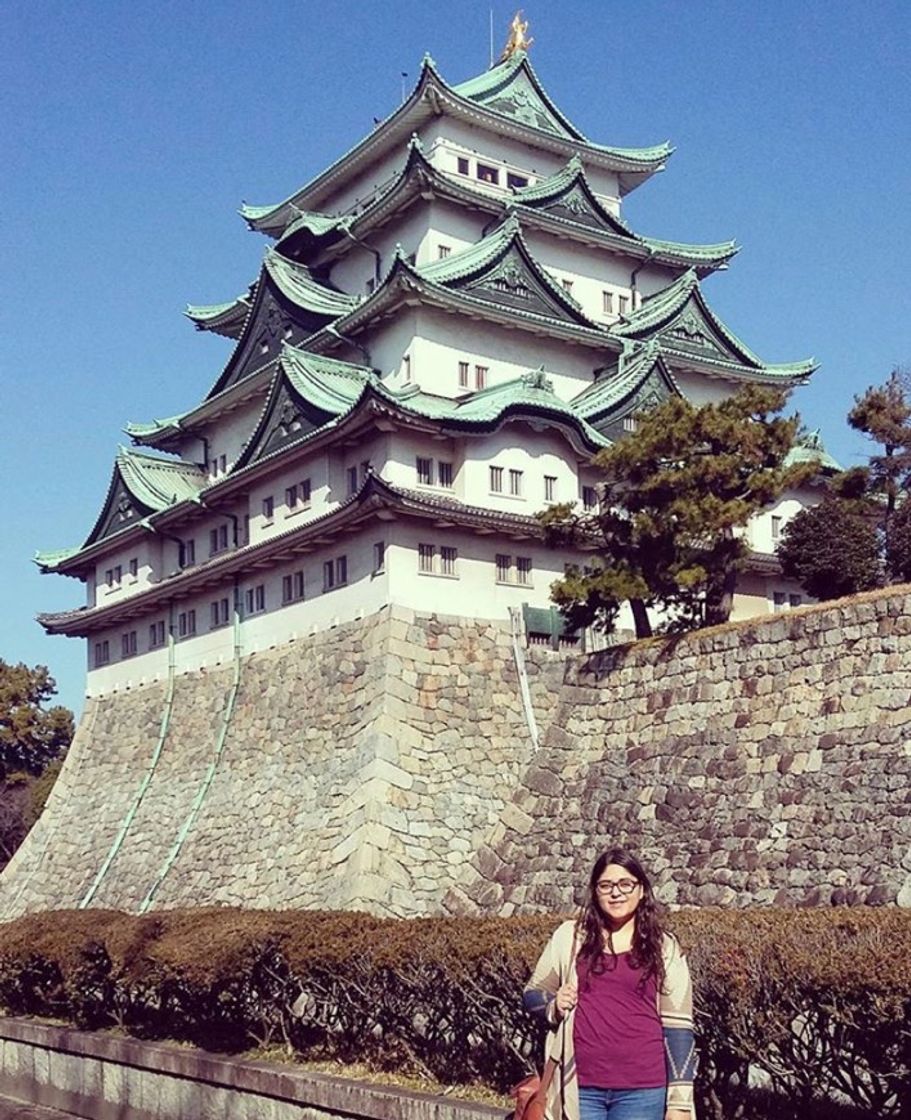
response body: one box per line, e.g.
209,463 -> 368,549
0,907 -> 907,1119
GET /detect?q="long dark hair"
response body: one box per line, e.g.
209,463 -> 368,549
576,848 -> 666,991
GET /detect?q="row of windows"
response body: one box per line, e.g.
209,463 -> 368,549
416,456 -> 453,488
454,154 -> 528,190
103,557 -> 139,589
262,479 -> 312,523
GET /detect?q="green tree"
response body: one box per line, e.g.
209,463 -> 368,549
848,368 -> 911,576
542,386 -> 809,635
777,499 -> 882,600
0,661 -> 73,779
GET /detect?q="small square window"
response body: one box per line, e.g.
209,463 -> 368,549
790,594 -> 802,608
771,515 -> 783,540
507,172 -> 528,189
441,546 -> 458,577
336,555 -> 348,586
622,416 -> 637,433
181,539 -> 195,567
438,461 -> 454,488
121,631 -> 137,658
347,466 -> 359,495
490,466 -> 504,493
323,560 -> 335,591
418,543 -> 435,573
128,557 -> 139,578
373,541 -> 386,575
94,640 -> 110,667
476,163 -> 499,185
262,496 -> 274,522
495,553 -> 511,583
618,295 -> 629,315
210,597 -> 230,628
178,609 -> 197,638
562,278 -> 573,294
457,156 -> 470,175
402,354 -> 412,382
149,620 -> 166,648
773,591 -> 787,612
458,360 -> 470,389
416,457 -> 433,486
282,572 -> 305,604
438,245 -> 451,259
544,475 -> 557,502
602,291 -> 614,315
509,469 -> 523,497
582,486 -> 598,511
286,484 -> 299,509
300,478 -> 312,506
475,365 -> 488,390
516,557 -> 532,586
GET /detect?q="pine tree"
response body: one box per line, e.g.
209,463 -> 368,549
541,386 -> 810,635
777,499 -> 882,600
0,661 -> 73,779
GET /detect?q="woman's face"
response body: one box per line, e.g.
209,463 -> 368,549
594,862 -> 643,925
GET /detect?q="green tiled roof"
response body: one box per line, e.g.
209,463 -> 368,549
184,294 -> 252,335
34,547 -> 81,572
571,341 -> 675,418
263,249 -> 360,316
615,270 -> 815,381
452,51 -> 671,165
115,447 -> 206,510
124,413 -> 187,441
785,430 -> 841,473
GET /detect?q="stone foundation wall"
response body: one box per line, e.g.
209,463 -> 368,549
4,590 -> 911,919
447,587 -> 911,913
0,607 -> 565,918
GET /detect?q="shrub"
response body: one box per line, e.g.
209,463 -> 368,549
0,908 -> 906,1118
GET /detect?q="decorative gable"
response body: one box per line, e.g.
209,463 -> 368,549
238,378 -> 340,468
476,72 -> 569,136
657,299 -> 737,361
456,244 -> 587,325
84,474 -> 150,548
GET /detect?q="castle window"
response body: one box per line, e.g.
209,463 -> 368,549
418,543 -> 435,573
618,295 -> 629,315
771,515 -> 783,541
120,631 -> 137,658
495,553 -> 511,583
489,466 -> 504,493
178,609 -> 196,638
94,641 -> 110,667
582,486 -> 598,511
210,597 -> 230,628
262,496 -> 274,522
773,591 -> 787,613
509,468 -> 524,497
438,461 -> 454,488
209,524 -> 229,556
544,475 -> 557,502
128,557 -> 139,579
458,360 -> 470,388
475,365 -> 488,390
244,585 -> 266,616
286,480 -> 311,511
323,555 -> 348,591
282,571 -> 305,604
180,539 -> 195,568
516,556 -> 533,586
507,172 -> 528,189
416,457 -> 433,486
373,541 -> 386,575
402,354 -> 412,382
365,277 -> 376,295
622,416 -> 637,433
149,620 -> 166,648
790,594 -> 802,608
562,278 -> 574,294
438,245 -> 451,259
441,546 -> 458,577
602,291 -> 614,314
347,466 -> 359,495
477,163 -> 499,185
457,156 -> 470,175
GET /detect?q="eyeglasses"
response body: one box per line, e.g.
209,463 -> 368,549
595,878 -> 639,897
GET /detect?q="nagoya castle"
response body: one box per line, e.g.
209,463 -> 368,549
8,18 -> 845,919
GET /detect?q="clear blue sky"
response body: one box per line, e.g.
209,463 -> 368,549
2,1 -> 910,717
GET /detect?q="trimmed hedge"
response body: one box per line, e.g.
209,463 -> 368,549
0,908 -> 906,1119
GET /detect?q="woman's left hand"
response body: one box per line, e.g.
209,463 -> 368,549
665,1110 -> 691,1120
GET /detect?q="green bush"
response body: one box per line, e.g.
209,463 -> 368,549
0,908 -> 906,1119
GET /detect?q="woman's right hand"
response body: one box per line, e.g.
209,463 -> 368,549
554,979 -> 578,1017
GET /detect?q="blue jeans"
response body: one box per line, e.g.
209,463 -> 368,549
578,1085 -> 666,1120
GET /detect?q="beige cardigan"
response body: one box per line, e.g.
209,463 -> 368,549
523,919 -> 697,1119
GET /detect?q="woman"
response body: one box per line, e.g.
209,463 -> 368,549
523,849 -> 696,1120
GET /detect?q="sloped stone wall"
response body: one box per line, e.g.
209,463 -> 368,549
4,590 -> 911,920
0,607 -> 565,919
446,586 -> 911,914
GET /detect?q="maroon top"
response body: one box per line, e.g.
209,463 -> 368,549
573,951 -> 664,1089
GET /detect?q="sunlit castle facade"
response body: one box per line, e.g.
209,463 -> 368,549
38,25 -> 832,695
